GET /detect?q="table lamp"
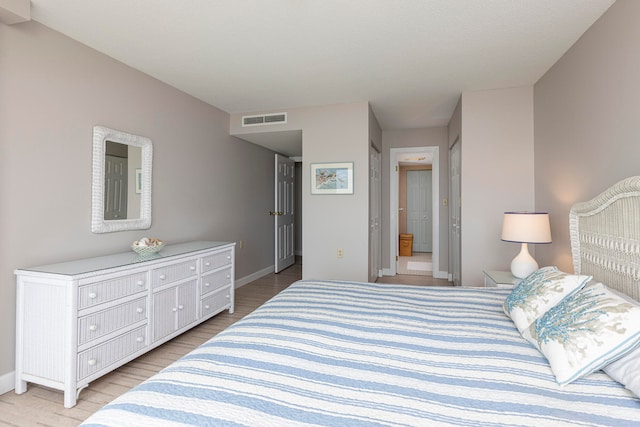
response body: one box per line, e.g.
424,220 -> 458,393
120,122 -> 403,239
501,212 -> 552,279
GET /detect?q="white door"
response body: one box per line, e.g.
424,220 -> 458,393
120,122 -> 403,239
449,139 -> 462,286
369,145 -> 381,281
407,170 -> 432,252
104,155 -> 127,220
273,154 -> 295,273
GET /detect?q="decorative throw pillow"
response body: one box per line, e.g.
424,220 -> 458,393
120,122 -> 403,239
604,347 -> 640,398
503,266 -> 591,333
602,287 -> 640,397
523,282 -> 640,386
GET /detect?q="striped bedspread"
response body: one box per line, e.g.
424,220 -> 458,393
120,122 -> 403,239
81,280 -> 640,426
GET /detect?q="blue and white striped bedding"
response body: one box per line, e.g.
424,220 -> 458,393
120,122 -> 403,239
81,280 -> 640,426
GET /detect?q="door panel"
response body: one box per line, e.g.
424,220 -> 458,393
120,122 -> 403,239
407,170 -> 432,252
274,154 -> 295,273
104,155 -> 127,220
177,280 -> 198,329
450,139 -> 462,286
152,287 -> 176,343
369,145 -> 381,281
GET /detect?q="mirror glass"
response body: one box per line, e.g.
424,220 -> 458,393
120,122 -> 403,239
92,126 -> 153,233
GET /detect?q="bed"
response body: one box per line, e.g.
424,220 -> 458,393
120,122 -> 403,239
81,177 -> 640,427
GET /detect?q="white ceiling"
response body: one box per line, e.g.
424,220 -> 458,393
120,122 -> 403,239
30,0 -> 614,136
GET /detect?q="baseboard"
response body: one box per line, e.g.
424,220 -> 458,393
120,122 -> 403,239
382,268 -> 450,282
235,265 -> 274,289
0,370 -> 14,395
433,270 -> 449,280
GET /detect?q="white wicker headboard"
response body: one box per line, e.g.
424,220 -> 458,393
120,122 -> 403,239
570,176 -> 640,301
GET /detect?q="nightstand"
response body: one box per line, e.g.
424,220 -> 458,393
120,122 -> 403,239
483,270 -> 521,288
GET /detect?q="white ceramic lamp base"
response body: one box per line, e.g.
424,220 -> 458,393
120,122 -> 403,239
510,242 -> 539,279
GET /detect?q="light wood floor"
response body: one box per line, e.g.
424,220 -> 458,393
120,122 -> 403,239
0,259 -> 449,426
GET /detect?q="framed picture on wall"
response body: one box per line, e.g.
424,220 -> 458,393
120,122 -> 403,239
311,162 -> 354,194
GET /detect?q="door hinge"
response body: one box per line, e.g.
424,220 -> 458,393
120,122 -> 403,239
396,255 -> 399,261
395,165 -> 398,172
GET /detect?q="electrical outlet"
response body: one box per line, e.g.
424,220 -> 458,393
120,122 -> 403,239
443,198 -> 448,206
337,248 -> 344,258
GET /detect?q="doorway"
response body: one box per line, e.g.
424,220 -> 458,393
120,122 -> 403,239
389,147 -> 440,278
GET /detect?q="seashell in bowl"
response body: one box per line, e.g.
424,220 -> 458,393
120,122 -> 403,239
131,238 -> 164,255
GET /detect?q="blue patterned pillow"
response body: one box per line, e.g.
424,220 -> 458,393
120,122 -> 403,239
503,266 -> 591,333
523,282 -> 640,386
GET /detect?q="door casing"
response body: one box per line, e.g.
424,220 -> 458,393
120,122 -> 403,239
388,146 -> 440,277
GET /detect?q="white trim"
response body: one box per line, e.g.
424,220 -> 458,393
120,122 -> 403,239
91,126 -> 153,233
389,146 -> 440,278
0,370 -> 15,395
433,270 -> 448,279
234,265 -> 275,288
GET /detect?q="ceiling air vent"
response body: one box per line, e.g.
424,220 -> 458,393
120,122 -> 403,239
242,112 -> 287,127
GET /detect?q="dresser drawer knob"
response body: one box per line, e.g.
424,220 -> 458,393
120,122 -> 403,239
172,307 -> 177,312
136,307 -> 144,314
136,336 -> 144,343
205,262 -> 211,267
88,359 -> 97,366
205,282 -> 210,287
190,265 -> 196,271
226,294 -> 230,299
137,280 -> 145,286
88,292 -> 97,299
226,256 -> 231,260
204,305 -> 210,310
159,274 -> 166,280
226,274 -> 231,279
178,304 -> 184,310
88,325 -> 98,331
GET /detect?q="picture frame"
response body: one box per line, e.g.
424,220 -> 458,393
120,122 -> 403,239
135,168 -> 142,194
311,162 -> 354,194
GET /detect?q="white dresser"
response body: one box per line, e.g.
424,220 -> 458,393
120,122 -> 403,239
15,241 -> 235,408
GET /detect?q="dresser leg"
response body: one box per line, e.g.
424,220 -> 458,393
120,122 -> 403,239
15,379 -> 27,394
64,389 -> 78,408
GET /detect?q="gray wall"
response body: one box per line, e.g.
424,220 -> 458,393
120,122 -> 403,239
452,87 -> 536,285
231,102 -> 374,282
534,0 -> 640,272
0,21 -> 275,384
381,127 -> 449,276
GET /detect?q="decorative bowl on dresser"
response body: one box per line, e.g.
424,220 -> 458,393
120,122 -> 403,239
14,241 -> 235,408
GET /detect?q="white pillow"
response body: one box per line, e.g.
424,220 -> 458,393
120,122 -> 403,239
523,282 -> 640,386
602,286 -> 640,397
503,266 -> 591,333
604,348 -> 640,397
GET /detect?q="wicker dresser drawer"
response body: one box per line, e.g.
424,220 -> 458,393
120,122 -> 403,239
201,249 -> 233,273
78,272 -> 148,310
201,287 -> 232,318
77,325 -> 147,380
200,268 -> 232,296
150,259 -> 198,288
78,297 -> 147,346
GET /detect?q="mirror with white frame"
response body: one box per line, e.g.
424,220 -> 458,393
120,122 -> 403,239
91,126 -> 153,233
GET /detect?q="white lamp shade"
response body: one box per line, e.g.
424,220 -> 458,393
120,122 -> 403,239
501,212 -> 552,244
502,212 -> 551,279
